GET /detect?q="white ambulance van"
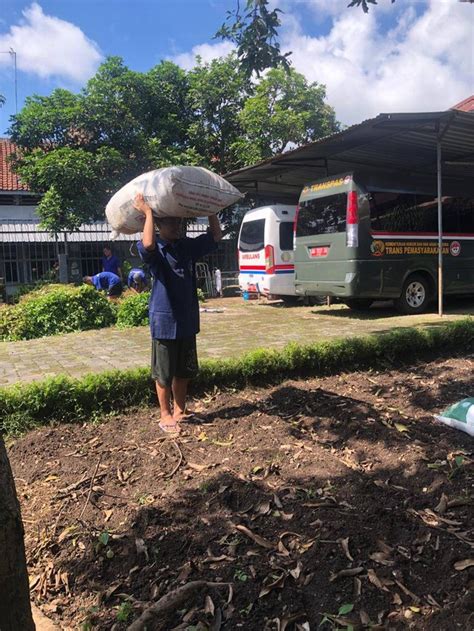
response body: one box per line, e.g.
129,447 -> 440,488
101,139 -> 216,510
238,205 -> 297,301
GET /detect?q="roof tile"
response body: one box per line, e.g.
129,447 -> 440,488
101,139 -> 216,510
0,138 -> 30,192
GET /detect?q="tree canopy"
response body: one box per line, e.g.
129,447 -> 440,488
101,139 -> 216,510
10,53 -> 338,233
237,67 -> 338,165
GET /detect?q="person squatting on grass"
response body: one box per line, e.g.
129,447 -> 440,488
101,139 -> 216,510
83,271 -> 123,298
134,193 -> 222,433
127,267 -> 148,293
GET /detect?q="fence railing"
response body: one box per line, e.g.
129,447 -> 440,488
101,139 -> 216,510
0,220 -> 238,292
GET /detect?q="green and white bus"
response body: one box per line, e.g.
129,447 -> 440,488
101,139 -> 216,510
294,173 -> 474,314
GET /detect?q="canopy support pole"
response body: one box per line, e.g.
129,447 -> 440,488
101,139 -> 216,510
437,140 -> 443,317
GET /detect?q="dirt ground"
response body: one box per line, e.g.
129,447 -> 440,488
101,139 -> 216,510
9,354 -> 474,630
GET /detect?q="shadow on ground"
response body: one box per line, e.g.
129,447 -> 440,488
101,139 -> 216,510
11,356 -> 474,630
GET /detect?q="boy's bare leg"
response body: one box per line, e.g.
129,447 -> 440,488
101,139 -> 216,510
172,377 -> 190,422
156,381 -> 180,431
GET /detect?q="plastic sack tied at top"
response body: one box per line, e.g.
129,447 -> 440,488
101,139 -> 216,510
106,166 -> 244,238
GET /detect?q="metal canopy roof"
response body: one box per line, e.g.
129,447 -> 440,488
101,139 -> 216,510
226,110 -> 474,200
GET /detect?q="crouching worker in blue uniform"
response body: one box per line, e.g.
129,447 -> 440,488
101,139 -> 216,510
133,193 -> 222,433
127,267 -> 148,293
83,271 -> 123,298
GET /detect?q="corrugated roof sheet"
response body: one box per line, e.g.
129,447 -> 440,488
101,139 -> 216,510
226,110 -> 474,200
0,138 -> 29,192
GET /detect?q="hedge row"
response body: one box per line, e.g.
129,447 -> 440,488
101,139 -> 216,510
0,285 -> 117,341
0,285 -> 207,340
1,318 -> 472,435
0,285 -> 151,340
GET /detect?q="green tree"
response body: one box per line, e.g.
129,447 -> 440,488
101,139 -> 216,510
235,66 -> 339,165
187,54 -> 251,174
348,0 -> 393,11
8,89 -> 83,151
215,0 -> 291,77
16,146 -> 128,231
10,52 -> 339,233
9,57 -> 198,232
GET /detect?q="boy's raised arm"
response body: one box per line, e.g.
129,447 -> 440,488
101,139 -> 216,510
208,215 -> 223,242
134,193 -> 155,251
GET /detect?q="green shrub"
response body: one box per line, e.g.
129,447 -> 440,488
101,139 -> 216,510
1,317 -> 472,435
197,288 -> 206,303
0,284 -> 116,341
116,291 -> 150,328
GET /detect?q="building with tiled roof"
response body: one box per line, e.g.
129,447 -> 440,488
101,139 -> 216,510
452,95 -> 474,112
0,138 -> 40,222
0,138 -> 30,192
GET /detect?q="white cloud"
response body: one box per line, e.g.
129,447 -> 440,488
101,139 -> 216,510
172,41 -> 235,70
281,0 -> 474,124
0,3 -> 103,83
172,1 -> 473,125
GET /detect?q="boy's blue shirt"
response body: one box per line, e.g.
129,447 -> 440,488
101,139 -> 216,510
137,232 -> 217,339
92,272 -> 121,290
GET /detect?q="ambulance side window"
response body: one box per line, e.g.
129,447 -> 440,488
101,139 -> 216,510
279,222 -> 294,251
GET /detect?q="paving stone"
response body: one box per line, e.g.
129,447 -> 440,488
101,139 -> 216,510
0,297 -> 472,386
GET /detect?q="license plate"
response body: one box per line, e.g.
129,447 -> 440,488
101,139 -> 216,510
309,246 -> 329,258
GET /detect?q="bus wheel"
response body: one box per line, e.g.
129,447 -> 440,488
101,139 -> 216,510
305,296 -> 326,306
344,298 -> 373,311
281,295 -> 299,305
396,274 -> 431,314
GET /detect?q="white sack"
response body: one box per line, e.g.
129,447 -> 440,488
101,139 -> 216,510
435,398 -> 474,438
106,166 -> 244,236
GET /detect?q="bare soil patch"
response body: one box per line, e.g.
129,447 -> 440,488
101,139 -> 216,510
9,355 -> 474,630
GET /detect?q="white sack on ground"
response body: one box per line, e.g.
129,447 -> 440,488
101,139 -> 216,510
435,398 -> 474,437
106,166 -> 244,236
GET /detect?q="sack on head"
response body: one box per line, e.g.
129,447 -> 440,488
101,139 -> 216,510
106,166 -> 244,236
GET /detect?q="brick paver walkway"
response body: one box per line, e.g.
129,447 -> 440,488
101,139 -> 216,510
0,298 -> 472,386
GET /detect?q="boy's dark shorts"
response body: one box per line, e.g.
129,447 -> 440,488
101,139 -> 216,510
108,282 -> 123,297
151,336 -> 198,386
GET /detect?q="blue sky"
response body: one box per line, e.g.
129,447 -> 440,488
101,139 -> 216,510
0,1 -> 472,134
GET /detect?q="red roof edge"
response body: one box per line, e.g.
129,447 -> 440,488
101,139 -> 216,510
451,95 -> 474,112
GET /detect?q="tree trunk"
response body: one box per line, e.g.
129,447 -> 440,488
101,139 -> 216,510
0,436 -> 35,630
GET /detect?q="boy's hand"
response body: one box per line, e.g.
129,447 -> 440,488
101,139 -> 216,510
133,193 -> 152,215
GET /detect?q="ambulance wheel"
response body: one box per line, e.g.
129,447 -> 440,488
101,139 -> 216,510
344,298 -> 373,311
396,274 -> 431,315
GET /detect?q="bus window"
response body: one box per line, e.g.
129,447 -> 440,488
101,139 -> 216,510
239,219 -> 265,251
369,192 -> 436,232
279,221 -> 294,250
370,193 -> 474,234
447,197 -> 474,233
296,193 -> 347,237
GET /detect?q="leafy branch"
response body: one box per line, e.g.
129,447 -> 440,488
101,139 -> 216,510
215,0 -> 291,77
